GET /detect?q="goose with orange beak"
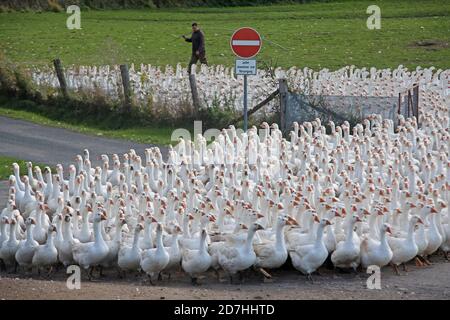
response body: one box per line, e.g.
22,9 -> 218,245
254,216 -> 295,271
331,215 -> 362,271
360,223 -> 393,269
140,222 -> 170,285
72,209 -> 109,280
290,218 -> 332,282
388,215 -> 423,275
218,222 -> 264,284
31,224 -> 58,276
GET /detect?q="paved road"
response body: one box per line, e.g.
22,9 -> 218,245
0,116 -> 167,205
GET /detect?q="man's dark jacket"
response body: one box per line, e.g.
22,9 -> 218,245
185,30 -> 205,54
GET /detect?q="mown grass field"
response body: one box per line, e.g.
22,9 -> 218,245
0,0 -> 449,70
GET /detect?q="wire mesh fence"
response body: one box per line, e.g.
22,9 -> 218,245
280,84 -> 419,132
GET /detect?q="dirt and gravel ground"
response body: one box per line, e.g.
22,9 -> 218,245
0,116 -> 449,300
0,255 -> 449,300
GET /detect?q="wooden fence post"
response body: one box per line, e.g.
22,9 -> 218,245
53,58 -> 68,98
413,84 -> 419,127
189,74 -> 200,117
278,78 -> 288,132
120,64 -> 131,113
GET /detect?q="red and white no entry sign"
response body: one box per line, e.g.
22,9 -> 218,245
230,27 -> 262,59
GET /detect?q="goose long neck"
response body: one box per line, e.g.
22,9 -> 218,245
380,229 -> 388,248
345,222 -> 354,243
8,223 -> 17,242
46,232 -> 54,248
0,223 -> 6,237
314,224 -> 325,247
275,222 -> 285,250
171,233 -> 179,248
132,230 -> 141,249
143,221 -> 153,243
199,234 -> 207,253
407,221 -> 416,242
244,227 -> 257,252
155,230 -> 164,252
62,220 -> 71,240
183,216 -> 191,238
114,224 -> 123,242
93,220 -> 105,246
24,182 -> 31,196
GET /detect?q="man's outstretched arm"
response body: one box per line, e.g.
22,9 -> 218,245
182,35 -> 192,42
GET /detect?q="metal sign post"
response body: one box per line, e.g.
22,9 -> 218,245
243,75 -> 248,132
230,27 -> 262,132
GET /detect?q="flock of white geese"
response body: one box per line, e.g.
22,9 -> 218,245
1,67 -> 448,285
32,64 -> 449,115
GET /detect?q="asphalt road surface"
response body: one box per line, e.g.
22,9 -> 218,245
0,115 -> 167,205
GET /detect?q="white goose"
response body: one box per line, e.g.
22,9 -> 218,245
140,222 -> 170,284
360,223 -> 393,269
0,217 -> 20,270
58,208 -> 80,267
217,222 -> 264,283
100,213 -> 127,271
15,217 -> 39,270
72,208 -> 109,279
331,215 -> 362,271
163,224 -> 183,279
290,218 -> 331,281
254,215 -> 293,270
32,224 -> 58,275
388,215 -> 422,274
118,223 -> 144,275
181,228 -> 212,285
423,206 -> 443,258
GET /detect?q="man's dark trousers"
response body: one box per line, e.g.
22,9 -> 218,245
188,53 -> 208,74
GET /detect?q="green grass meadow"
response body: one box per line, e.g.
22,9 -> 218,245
0,0 -> 449,70
0,0 -> 448,152
0,156 -> 50,180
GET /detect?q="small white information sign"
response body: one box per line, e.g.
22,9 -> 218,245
235,59 -> 257,75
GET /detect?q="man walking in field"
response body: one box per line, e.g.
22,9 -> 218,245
182,22 -> 208,74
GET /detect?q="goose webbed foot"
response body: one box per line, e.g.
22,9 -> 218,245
415,257 -> 424,267
213,269 -> 220,281
46,266 -> 54,279
258,267 -> 272,279
312,269 -> 322,276
390,263 -> 400,275
98,266 -> 106,278
423,257 -> 432,265
0,259 -> 6,272
88,266 -> 95,281
144,274 -> 155,286
191,277 -> 200,286
238,271 -> 244,284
